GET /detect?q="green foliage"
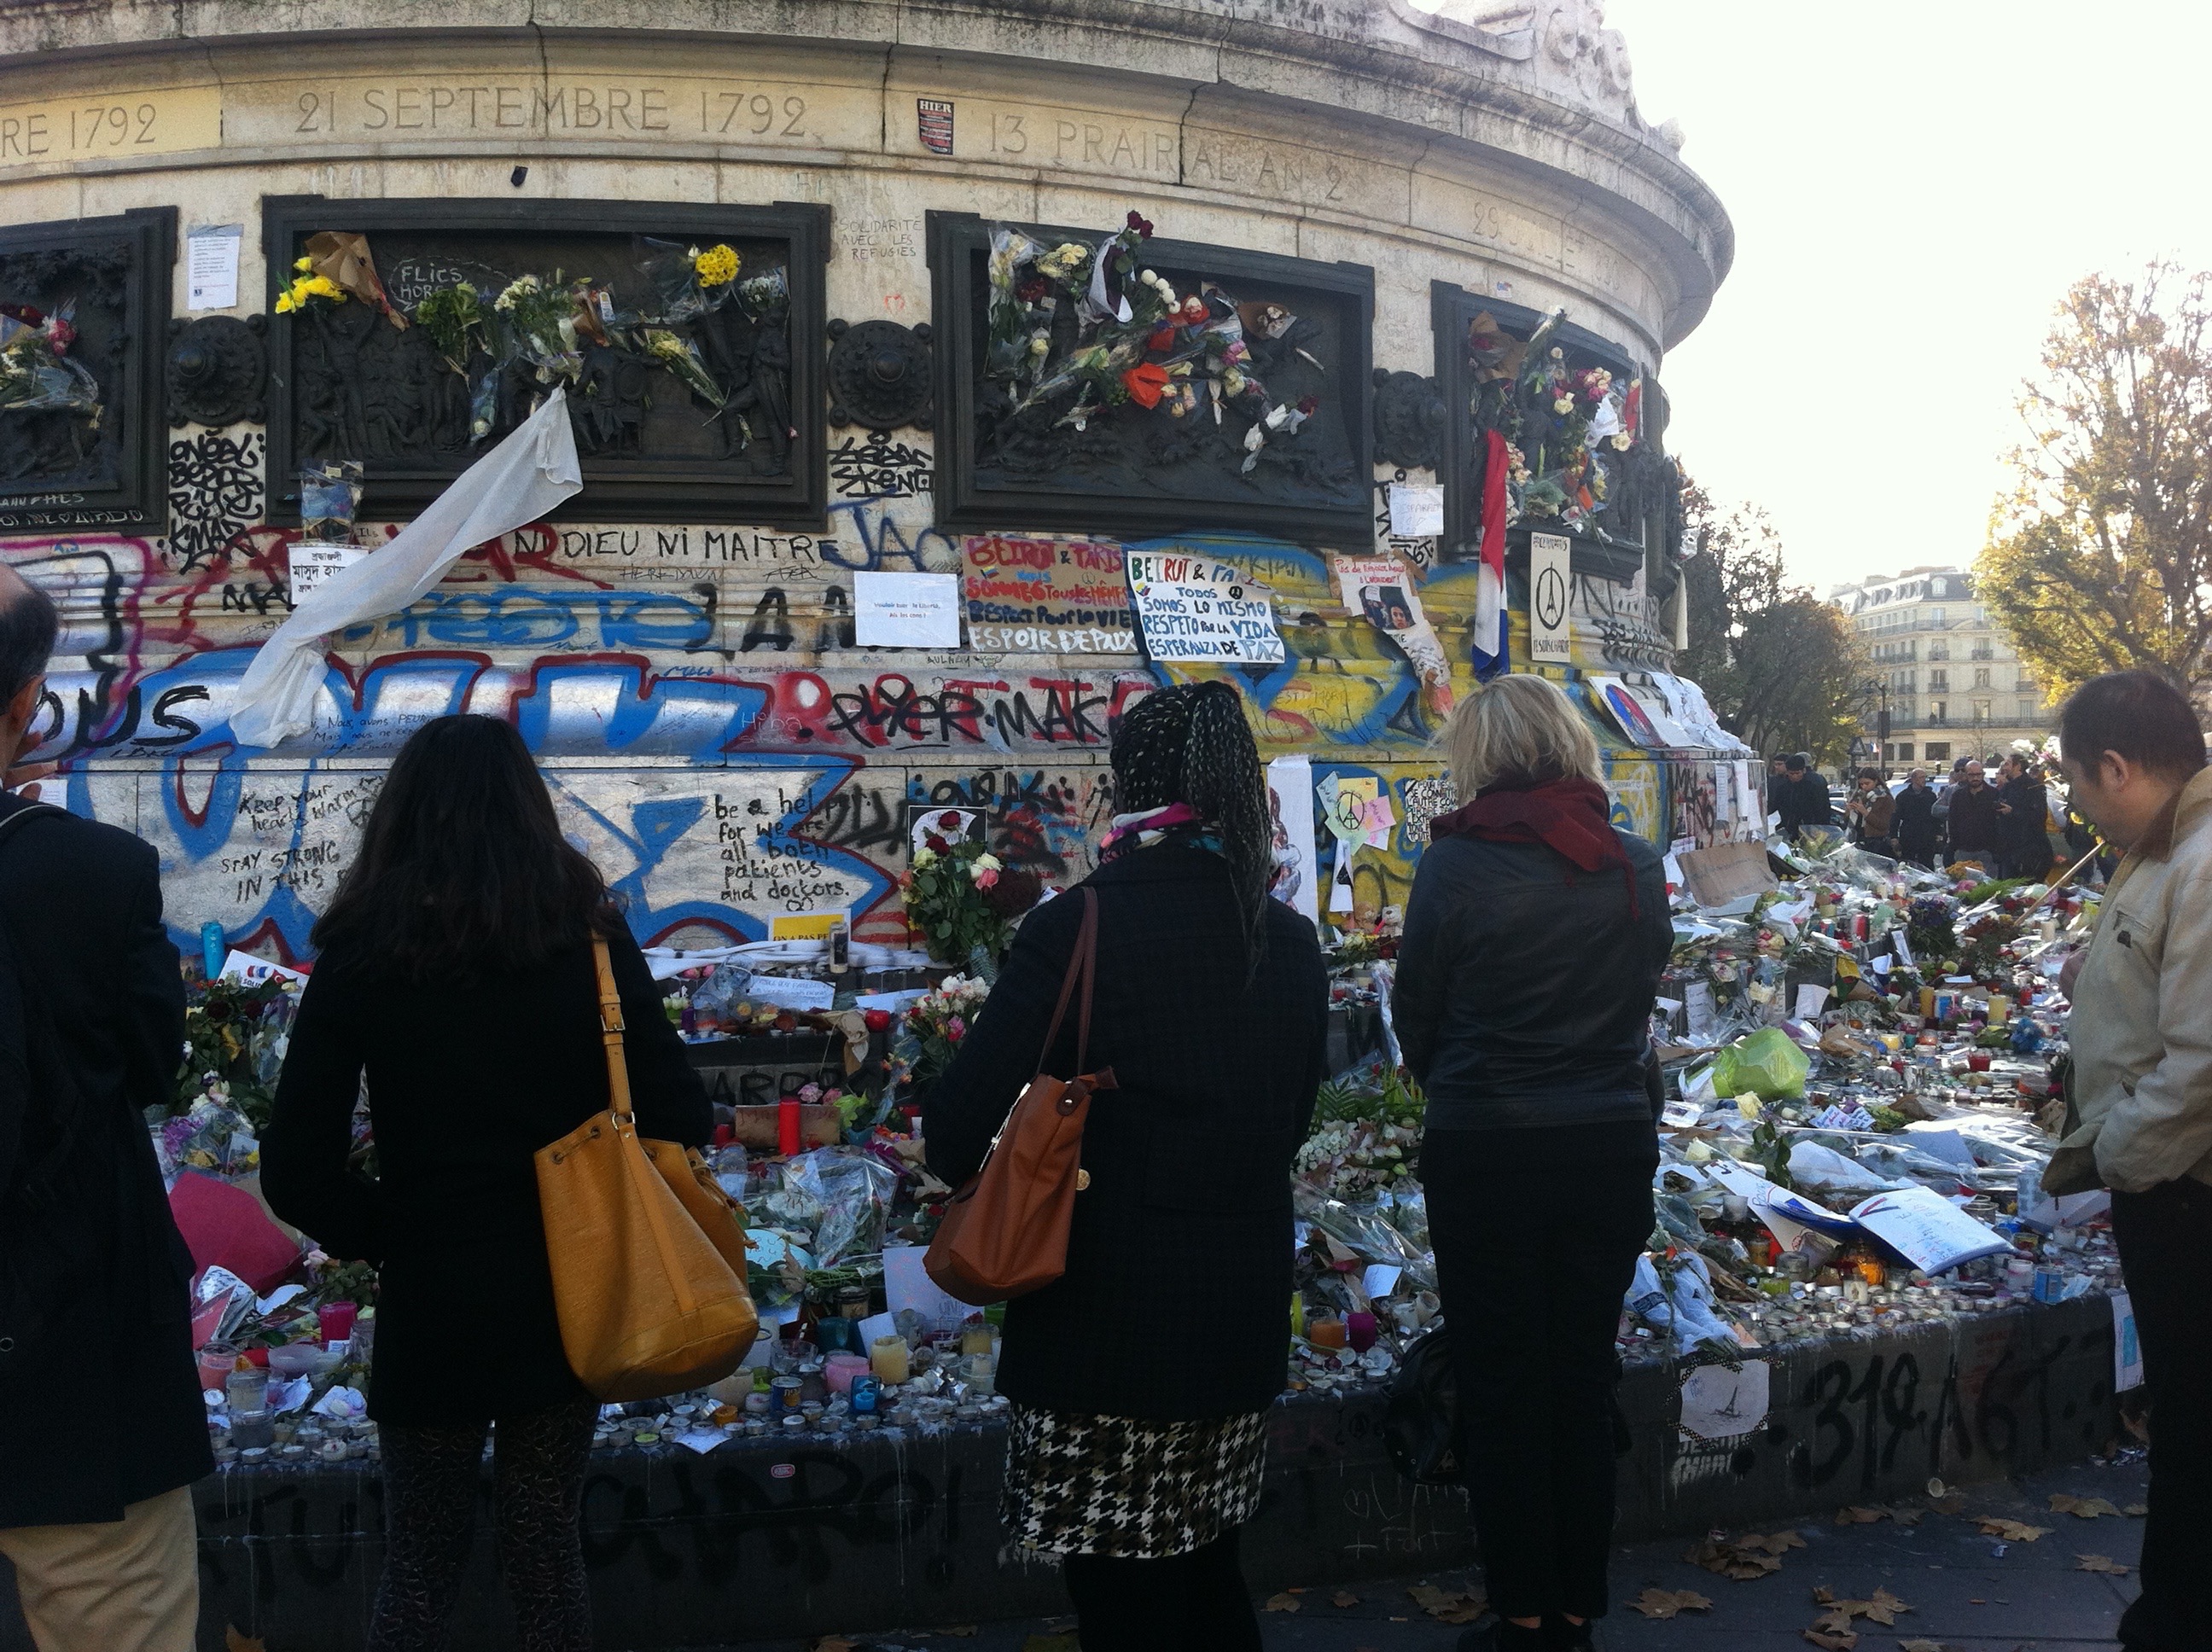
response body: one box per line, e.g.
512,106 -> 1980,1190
411,282 -> 484,375
1977,262 -> 2212,699
1312,1066 -> 1425,1128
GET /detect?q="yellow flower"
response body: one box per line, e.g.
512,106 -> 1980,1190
294,255 -> 313,273
694,243 -> 741,286
274,291 -> 296,314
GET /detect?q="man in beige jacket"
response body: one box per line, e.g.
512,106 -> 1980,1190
2043,669 -> 2211,1652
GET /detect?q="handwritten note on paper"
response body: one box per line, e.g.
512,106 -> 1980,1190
1848,1184 -> 2010,1273
1125,550 -> 1284,663
854,571 -> 963,648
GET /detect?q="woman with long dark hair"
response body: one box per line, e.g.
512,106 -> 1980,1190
924,680 -> 1326,1651
262,715 -> 709,1652
1394,675 -> 1672,1652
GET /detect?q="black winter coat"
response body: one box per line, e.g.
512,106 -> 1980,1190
2000,777 -> 2050,865
1777,771 -> 1831,833
1946,781 -> 2003,855
0,797 -> 211,1527
262,930 -> 710,1426
1394,829 -> 1673,1130
1892,785 -> 1940,862
923,847 -> 1326,1420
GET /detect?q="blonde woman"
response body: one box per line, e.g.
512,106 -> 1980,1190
1394,675 -> 1672,1652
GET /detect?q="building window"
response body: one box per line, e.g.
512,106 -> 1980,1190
1973,667 -> 1991,689
1973,699 -> 1992,724
1929,642 -> 1948,660
1924,742 -> 1950,761
1930,608 -> 1947,626
1895,742 -> 1914,760
2018,698 -> 2037,723
1929,670 -> 1948,692
1931,701 -> 1948,724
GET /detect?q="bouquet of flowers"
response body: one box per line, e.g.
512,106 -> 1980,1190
899,811 -> 1042,969
1905,893 -> 1959,965
0,300 -> 100,418
492,271 -> 585,382
886,974 -> 992,1097
272,258 -> 348,317
412,281 -> 486,375
172,973 -> 299,1132
1295,1117 -> 1421,1201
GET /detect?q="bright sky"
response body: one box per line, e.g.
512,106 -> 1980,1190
1589,0 -> 2212,596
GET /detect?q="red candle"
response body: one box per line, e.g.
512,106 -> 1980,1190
778,1094 -> 802,1156
318,1301 -> 358,1346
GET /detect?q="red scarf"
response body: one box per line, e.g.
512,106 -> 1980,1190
1429,777 -> 1639,914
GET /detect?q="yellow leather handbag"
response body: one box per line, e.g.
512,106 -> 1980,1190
533,936 -> 759,1401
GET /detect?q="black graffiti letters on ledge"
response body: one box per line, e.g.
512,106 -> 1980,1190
166,429 -> 265,571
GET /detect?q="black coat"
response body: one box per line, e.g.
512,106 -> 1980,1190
1945,780 -> 2003,856
2000,776 -> 2050,867
1776,771 -> 1831,833
0,796 -> 211,1527
1394,829 -> 1673,1130
1892,785 -> 1940,862
262,929 -> 711,1426
923,847 -> 1326,1421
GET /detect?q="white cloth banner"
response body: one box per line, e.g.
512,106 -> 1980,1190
228,391 -> 584,747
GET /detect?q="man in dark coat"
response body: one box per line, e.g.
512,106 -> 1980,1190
1998,754 -> 2053,879
0,565 -> 209,1651
1944,759 -> 2005,871
1774,753 -> 1831,836
1892,768 -> 1941,867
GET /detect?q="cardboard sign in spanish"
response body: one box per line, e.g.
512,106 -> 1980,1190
1124,550 -> 1284,663
962,533 -> 1136,653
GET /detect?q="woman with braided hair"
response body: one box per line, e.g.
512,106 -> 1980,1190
925,680 -> 1327,1650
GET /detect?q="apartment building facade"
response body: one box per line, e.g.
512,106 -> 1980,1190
1831,567 -> 2052,773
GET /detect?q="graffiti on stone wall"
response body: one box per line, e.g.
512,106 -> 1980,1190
7,416 -> 1732,962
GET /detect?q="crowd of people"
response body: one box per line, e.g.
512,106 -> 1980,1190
3,526 -> 2209,1652
1774,748 -> 2069,878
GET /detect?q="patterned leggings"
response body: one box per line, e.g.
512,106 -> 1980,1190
368,1398 -> 598,1652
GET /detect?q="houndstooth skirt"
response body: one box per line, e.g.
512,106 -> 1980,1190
999,1403 -> 1270,1559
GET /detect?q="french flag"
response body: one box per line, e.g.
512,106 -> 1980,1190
1470,428 -> 1510,678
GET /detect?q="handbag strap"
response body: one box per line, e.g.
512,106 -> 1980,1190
591,934 -> 635,1125
1033,887 -> 1098,1079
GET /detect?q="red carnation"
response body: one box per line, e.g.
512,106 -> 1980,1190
1126,210 -> 1155,238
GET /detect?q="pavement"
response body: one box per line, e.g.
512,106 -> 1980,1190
719,1457 -> 2151,1652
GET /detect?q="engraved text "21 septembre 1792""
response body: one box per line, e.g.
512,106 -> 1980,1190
290,83 -> 812,140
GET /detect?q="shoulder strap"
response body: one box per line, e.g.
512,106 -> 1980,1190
1032,887 -> 1098,1080
591,934 -> 635,1124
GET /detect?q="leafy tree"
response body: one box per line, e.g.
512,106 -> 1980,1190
1978,262 -> 2212,699
1676,474 -> 1866,765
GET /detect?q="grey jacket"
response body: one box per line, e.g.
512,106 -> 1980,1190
2046,765 -> 2212,1195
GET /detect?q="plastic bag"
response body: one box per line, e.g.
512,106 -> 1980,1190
776,1147 -> 899,1267
1710,1027 -> 1809,1101
1785,1139 -> 1901,1197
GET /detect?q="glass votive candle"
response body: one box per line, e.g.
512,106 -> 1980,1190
870,1335 -> 911,1385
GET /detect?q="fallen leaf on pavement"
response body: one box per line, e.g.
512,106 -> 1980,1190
1628,1587 -> 1713,1619
1802,1632 -> 1857,1650
2076,1554 -> 2131,1574
1406,1584 -> 1486,1624
1892,1509 -> 1926,1527
940,1629 -> 978,1639
1809,1586 -> 1914,1632
1262,1593 -> 1301,1613
2050,1494 -> 2122,1519
1928,1493 -> 1967,1515
1971,1516 -> 2052,1542
1898,1641 -> 1946,1652
1685,1536 -> 1784,1580
1837,1505 -> 1889,1524
1742,1530 -> 1811,1554
2125,1504 -> 2149,1517
810,1641 -> 858,1652
1332,1590 -> 1360,1608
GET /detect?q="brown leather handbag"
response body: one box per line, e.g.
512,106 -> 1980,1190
534,936 -> 760,1400
926,887 -> 1117,1306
